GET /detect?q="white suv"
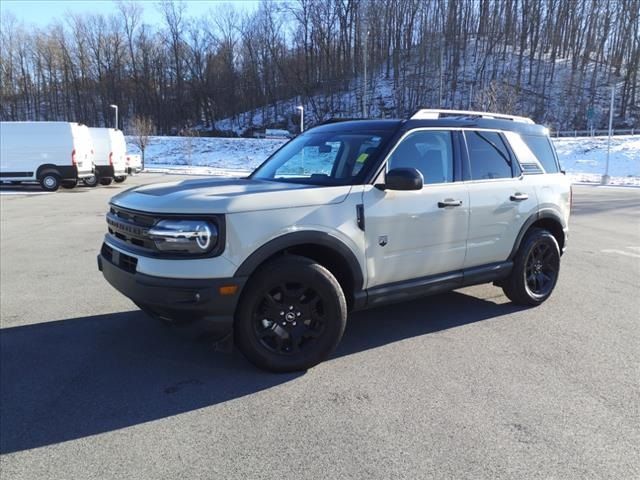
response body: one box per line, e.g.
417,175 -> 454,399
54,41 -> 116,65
98,110 -> 570,372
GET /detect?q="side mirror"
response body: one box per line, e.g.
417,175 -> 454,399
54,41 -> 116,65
379,168 -> 423,191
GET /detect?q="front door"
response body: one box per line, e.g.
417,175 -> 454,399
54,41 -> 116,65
362,129 -> 469,288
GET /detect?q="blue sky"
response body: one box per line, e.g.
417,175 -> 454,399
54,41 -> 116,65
1,0 -> 260,27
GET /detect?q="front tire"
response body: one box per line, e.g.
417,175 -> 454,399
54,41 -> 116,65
99,177 -> 113,186
235,255 -> 347,373
40,172 -> 61,191
114,175 -> 127,183
502,228 -> 561,306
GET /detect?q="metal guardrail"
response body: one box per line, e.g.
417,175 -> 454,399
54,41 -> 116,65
551,128 -> 636,137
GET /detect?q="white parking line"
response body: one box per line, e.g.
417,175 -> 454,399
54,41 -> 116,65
0,190 -> 52,196
601,248 -> 640,259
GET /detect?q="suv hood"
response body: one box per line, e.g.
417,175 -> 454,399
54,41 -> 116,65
111,177 -> 353,214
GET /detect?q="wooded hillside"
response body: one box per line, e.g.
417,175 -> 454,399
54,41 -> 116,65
1,0 -> 638,134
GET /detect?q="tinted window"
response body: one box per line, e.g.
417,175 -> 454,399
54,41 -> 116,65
466,131 -> 513,180
388,130 -> 453,184
521,135 -> 559,173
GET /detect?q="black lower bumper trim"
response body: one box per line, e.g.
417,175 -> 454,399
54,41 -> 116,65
98,253 -> 246,332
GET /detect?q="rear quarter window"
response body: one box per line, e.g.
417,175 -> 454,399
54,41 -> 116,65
521,135 -> 560,173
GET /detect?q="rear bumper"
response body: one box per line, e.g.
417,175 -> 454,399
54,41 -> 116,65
57,165 -> 93,180
95,165 -> 126,178
98,248 -> 246,333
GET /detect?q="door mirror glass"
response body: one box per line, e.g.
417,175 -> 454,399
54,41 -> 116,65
383,168 -> 424,190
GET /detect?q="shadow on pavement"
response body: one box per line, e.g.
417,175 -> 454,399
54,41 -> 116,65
0,291 -> 523,454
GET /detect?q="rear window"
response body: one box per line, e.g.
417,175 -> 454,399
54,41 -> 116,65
465,130 -> 514,180
521,135 -> 559,173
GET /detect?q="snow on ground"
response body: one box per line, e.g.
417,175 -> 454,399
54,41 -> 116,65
128,134 -> 639,185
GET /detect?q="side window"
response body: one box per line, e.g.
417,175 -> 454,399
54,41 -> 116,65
521,135 -> 560,173
465,131 -> 513,180
388,130 -> 454,185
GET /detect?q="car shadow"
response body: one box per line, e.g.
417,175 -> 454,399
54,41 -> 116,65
0,291 -> 523,454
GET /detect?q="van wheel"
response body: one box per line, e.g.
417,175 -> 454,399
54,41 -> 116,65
114,175 -> 127,183
235,255 -> 347,373
99,177 -> 113,186
40,173 -> 61,191
61,180 -> 77,189
83,175 -> 99,187
502,228 -> 561,306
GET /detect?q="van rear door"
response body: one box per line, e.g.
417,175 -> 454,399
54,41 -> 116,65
71,124 -> 94,178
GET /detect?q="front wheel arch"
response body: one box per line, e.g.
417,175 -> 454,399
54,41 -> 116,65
234,232 -> 364,309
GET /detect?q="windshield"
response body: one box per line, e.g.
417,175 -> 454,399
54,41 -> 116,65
251,130 -> 392,185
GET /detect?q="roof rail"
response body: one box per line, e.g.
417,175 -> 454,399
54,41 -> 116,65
319,118 -> 363,125
410,109 -> 534,124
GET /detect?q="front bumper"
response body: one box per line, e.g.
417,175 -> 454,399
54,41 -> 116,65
98,248 -> 246,333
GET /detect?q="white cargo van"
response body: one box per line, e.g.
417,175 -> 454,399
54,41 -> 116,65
85,128 -> 127,186
0,121 -> 94,191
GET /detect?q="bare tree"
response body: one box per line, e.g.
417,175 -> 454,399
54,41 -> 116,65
129,115 -> 154,170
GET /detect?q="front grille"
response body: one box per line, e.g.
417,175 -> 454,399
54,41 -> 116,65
101,242 -> 138,273
107,205 -> 158,252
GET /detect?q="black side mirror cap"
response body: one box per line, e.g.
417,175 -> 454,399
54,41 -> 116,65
378,168 -> 424,191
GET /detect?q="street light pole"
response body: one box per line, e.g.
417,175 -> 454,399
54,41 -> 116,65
602,86 -> 614,185
296,106 -> 304,133
109,104 -> 118,130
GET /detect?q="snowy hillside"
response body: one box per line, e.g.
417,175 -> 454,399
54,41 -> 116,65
127,135 -> 639,185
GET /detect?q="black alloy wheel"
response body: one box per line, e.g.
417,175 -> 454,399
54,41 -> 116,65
524,242 -> 558,297
502,228 -> 561,306
252,281 -> 327,356
235,255 -> 347,372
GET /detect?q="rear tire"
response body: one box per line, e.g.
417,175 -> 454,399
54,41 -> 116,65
113,175 -> 127,183
235,255 -> 347,373
99,177 -> 113,186
61,180 -> 77,189
83,175 -> 99,187
39,172 -> 61,191
502,228 -> 561,306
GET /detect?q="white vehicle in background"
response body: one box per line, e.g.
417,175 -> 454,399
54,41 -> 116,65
0,121 -> 94,191
125,154 -> 142,174
85,128 -> 127,186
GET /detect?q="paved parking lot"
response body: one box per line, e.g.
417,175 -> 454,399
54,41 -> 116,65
1,176 -> 639,479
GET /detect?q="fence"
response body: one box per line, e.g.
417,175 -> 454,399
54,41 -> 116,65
551,128 -> 636,138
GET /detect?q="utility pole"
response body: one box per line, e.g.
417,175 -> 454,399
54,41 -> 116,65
602,85 -> 614,185
363,29 -> 369,118
110,104 -> 118,130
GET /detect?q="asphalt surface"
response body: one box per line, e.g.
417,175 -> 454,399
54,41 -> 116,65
1,176 -> 639,479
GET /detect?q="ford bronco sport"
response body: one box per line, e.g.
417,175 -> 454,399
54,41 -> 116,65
98,109 -> 570,372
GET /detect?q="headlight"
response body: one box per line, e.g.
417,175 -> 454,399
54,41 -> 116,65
148,219 -> 218,254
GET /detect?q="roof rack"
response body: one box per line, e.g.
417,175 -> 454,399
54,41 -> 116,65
410,109 -> 534,124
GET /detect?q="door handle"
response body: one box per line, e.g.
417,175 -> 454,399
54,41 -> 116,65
438,199 -> 463,208
510,193 -> 529,201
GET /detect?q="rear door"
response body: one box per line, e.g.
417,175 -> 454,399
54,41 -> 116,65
462,129 -> 538,268
362,129 -> 469,288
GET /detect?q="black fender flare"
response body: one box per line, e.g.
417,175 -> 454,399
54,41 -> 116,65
36,164 -> 60,179
509,210 -> 565,260
234,231 -> 364,291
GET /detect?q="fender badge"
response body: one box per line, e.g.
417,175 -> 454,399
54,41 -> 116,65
378,235 -> 388,247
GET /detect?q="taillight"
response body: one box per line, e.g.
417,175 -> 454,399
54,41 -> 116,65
71,149 -> 77,165
109,152 -> 113,165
